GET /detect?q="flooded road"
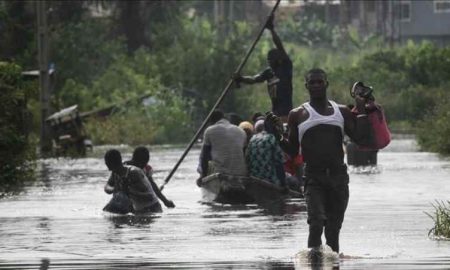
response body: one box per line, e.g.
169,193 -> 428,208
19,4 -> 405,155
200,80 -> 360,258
1,138 -> 450,269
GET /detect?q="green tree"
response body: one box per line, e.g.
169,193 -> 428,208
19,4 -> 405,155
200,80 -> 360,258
0,62 -> 35,188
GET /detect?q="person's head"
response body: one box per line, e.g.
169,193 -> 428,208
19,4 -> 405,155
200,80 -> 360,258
264,119 -> 277,135
254,119 -> 265,133
251,112 -> 264,124
267,48 -> 283,69
304,68 -> 328,99
210,110 -> 224,125
238,121 -> 254,140
132,146 -> 150,169
104,149 -> 123,173
226,112 -> 242,126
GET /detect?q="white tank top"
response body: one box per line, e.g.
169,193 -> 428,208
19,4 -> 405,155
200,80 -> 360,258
297,100 -> 344,149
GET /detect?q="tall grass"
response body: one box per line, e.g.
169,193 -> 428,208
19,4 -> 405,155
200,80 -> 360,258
426,200 -> 450,239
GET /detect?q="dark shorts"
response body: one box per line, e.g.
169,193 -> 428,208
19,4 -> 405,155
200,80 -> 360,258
304,170 -> 349,226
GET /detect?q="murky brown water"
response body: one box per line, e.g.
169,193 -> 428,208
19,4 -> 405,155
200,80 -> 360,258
1,138 -> 450,269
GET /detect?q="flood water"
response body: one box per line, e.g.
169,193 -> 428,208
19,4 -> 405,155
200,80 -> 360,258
1,137 -> 450,269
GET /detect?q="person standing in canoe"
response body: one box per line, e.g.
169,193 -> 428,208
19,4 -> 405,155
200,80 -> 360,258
266,68 -> 371,254
234,15 -> 293,123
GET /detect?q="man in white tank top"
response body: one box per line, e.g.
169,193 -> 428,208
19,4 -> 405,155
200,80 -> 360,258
271,68 -> 371,254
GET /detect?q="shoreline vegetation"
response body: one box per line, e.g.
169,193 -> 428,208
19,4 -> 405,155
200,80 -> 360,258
427,201 -> 450,239
0,62 -> 36,192
1,2 -> 449,155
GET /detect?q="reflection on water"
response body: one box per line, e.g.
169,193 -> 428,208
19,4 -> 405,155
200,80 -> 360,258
347,165 -> 381,175
0,139 -> 450,269
105,214 -> 160,228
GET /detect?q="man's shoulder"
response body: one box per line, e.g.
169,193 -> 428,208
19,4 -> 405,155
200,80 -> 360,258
204,123 -> 221,135
335,102 -> 352,115
126,165 -> 145,178
205,121 -> 227,132
288,105 -> 309,125
231,124 -> 247,137
290,105 -> 308,117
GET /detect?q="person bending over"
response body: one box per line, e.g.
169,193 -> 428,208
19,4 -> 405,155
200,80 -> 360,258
104,149 -> 162,214
125,146 -> 175,208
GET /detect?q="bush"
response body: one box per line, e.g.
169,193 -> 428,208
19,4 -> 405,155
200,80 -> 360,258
84,92 -> 194,145
0,62 -> 35,189
416,90 -> 450,155
77,57 -> 194,145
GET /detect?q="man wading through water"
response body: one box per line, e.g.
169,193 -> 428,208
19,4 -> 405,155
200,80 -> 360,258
267,68 -> 371,255
234,14 -> 293,123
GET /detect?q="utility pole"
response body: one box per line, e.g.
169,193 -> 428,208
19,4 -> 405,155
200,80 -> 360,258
37,1 -> 52,153
325,0 -> 330,25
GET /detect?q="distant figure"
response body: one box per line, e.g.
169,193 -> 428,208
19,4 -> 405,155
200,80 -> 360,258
234,15 -> 293,123
345,141 -> 378,166
104,149 -> 162,214
344,105 -> 378,166
197,110 -> 247,185
267,68 -> 372,253
246,119 -> 286,187
125,146 -> 175,208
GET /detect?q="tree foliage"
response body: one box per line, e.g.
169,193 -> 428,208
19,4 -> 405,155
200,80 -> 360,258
0,62 -> 35,187
1,1 -> 449,154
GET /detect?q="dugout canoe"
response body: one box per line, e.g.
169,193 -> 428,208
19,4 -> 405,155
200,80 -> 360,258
198,173 -> 303,205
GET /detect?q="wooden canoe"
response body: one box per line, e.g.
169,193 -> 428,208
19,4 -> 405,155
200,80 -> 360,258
199,173 -> 303,205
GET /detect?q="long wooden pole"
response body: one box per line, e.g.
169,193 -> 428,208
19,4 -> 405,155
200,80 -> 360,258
160,0 -> 281,191
37,1 -> 52,154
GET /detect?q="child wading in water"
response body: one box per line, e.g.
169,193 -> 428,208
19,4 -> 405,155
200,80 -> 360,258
125,146 -> 175,209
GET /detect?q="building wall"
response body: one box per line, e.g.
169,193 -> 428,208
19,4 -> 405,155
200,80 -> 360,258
400,0 -> 450,37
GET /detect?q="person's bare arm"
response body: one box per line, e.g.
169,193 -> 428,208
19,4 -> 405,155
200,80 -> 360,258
269,29 -> 287,57
200,144 -> 211,178
104,174 -> 115,194
279,108 -> 304,157
341,97 -> 371,145
266,15 -> 288,57
234,73 -> 267,85
148,175 -> 175,208
104,184 -> 114,194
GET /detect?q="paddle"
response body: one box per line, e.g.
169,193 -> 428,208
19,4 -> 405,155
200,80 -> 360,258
160,0 -> 282,191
